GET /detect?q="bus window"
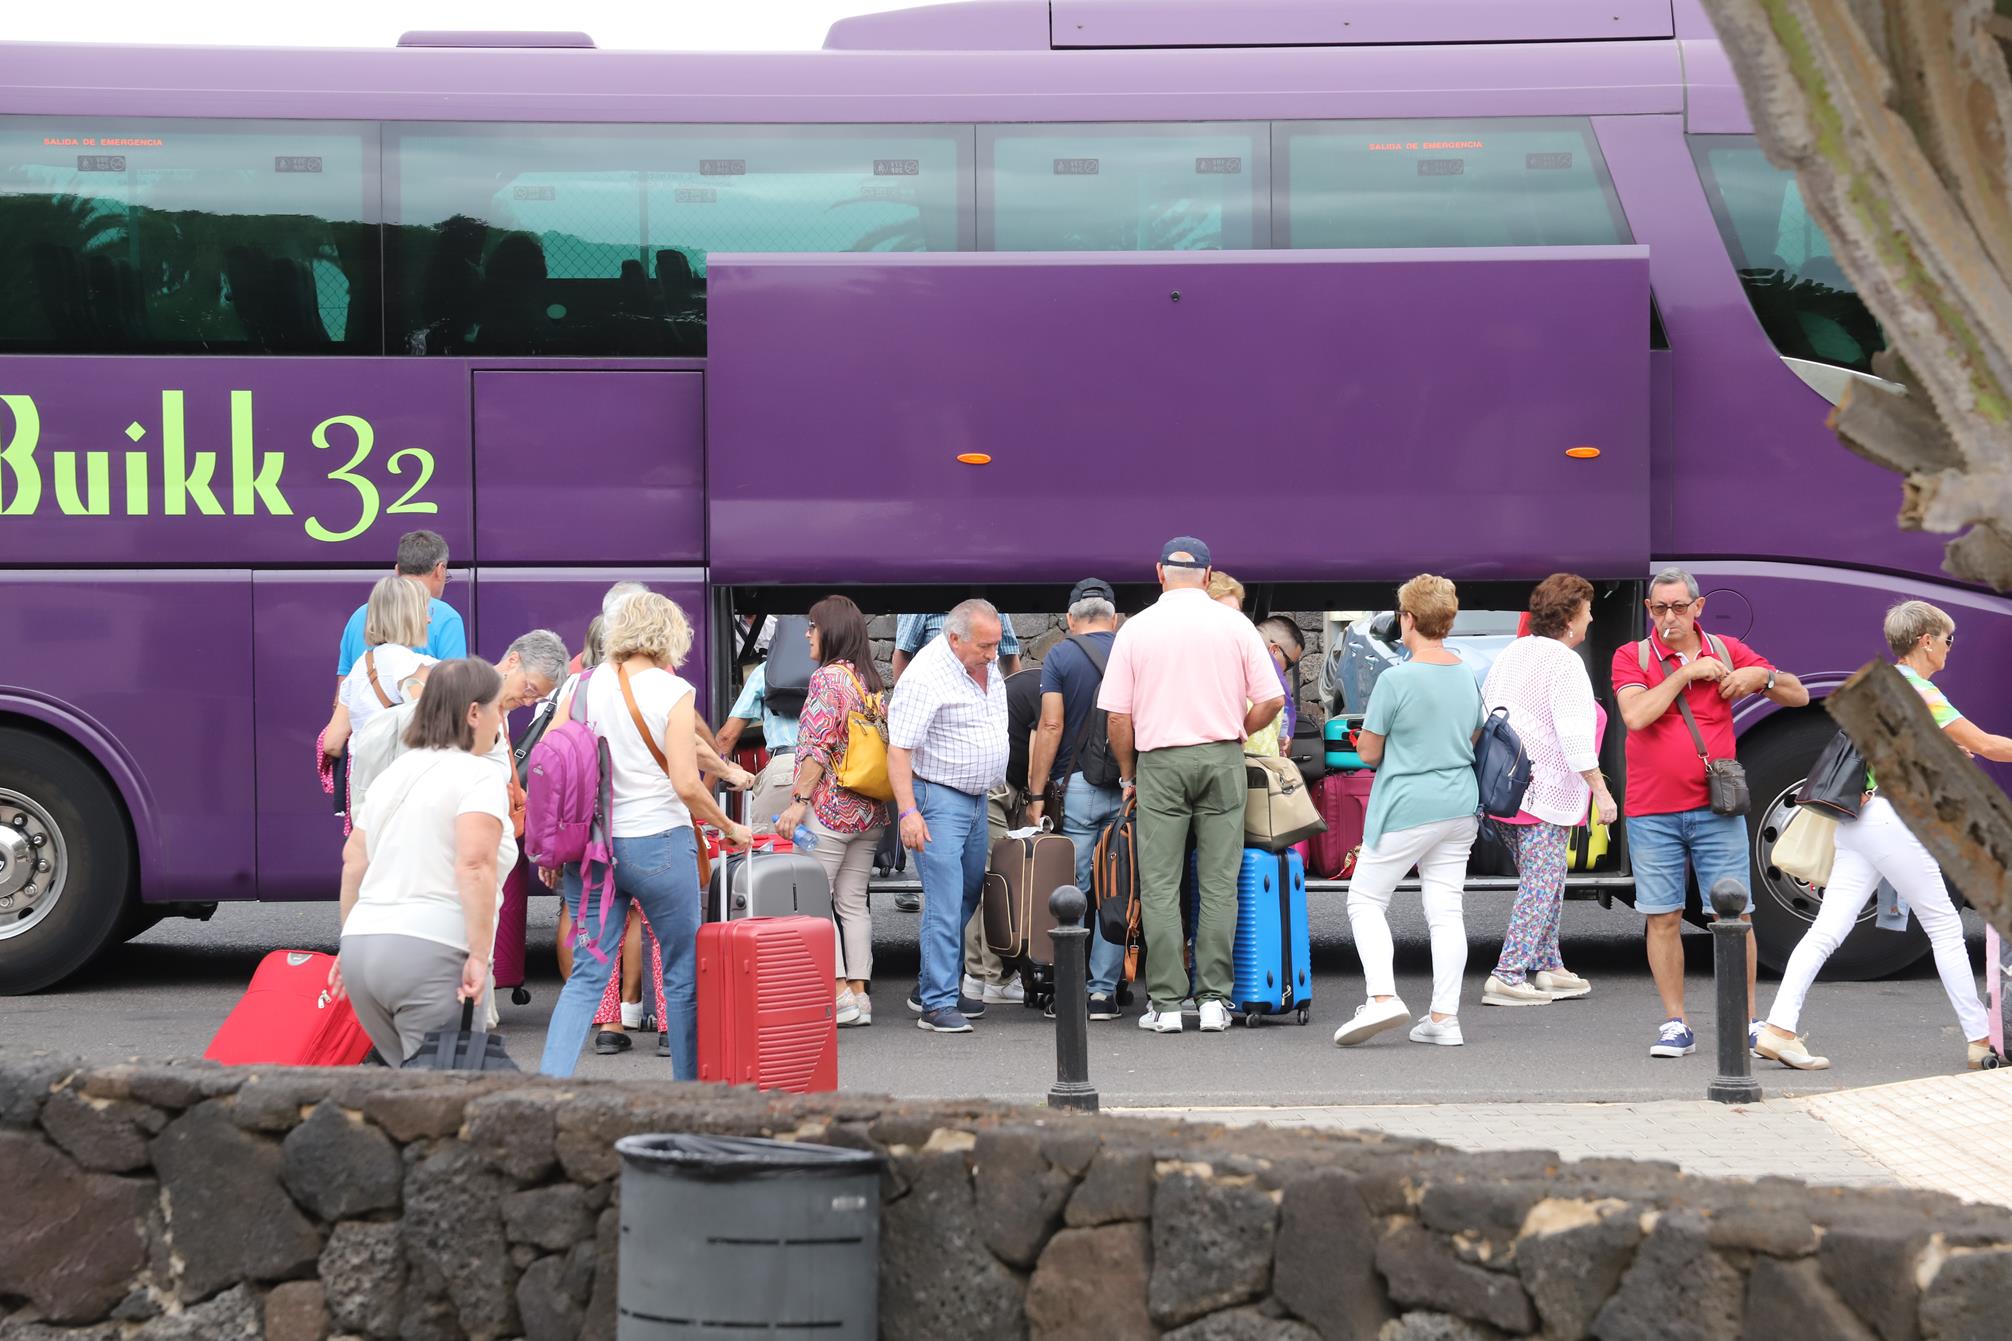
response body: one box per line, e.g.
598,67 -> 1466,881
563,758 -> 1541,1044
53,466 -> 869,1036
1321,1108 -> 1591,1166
1690,135 -> 1886,375
388,123 -> 969,357
1276,117 -> 1630,249
979,122 -> 1269,251
0,117 -> 379,354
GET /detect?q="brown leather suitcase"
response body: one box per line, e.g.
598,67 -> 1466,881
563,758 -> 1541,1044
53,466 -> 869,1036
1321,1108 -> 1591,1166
982,829 -> 1076,1004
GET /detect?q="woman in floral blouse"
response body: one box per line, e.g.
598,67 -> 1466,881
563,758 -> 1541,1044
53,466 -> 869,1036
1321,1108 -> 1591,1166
774,596 -> 893,1027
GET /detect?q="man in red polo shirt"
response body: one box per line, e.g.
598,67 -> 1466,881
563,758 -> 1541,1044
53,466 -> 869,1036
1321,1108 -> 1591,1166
1613,568 -> 1808,1060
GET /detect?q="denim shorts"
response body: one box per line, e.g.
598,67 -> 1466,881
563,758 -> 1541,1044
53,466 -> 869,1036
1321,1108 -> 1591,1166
1626,807 -> 1753,915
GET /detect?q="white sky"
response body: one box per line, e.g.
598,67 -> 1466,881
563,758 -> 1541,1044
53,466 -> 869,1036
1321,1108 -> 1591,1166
6,0 -> 891,51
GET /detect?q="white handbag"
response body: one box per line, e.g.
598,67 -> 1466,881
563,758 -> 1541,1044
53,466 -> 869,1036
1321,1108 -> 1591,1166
1773,807 -> 1838,887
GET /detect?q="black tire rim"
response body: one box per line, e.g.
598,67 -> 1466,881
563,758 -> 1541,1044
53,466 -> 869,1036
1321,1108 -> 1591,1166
0,788 -> 67,942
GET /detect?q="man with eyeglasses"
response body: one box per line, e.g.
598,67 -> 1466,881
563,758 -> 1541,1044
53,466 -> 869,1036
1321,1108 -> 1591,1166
1612,567 -> 1808,1060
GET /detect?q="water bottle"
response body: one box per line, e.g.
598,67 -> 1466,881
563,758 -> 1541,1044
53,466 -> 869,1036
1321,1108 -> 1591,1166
791,820 -> 820,851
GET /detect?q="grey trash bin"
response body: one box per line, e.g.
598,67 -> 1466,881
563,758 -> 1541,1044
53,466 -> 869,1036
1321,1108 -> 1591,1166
615,1133 -> 883,1340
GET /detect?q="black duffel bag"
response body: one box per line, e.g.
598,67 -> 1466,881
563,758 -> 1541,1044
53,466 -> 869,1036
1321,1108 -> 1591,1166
405,998 -> 520,1073
1797,730 -> 1869,821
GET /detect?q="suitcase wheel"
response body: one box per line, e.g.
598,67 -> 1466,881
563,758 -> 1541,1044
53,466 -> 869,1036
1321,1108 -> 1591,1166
511,987 -> 531,1007
1243,1009 -> 1264,1029
1296,1004 -> 1311,1025
1985,1051 -> 2005,1070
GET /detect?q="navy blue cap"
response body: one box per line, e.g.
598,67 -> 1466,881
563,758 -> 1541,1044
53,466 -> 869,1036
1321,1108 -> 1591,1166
1160,536 -> 1211,569
1069,578 -> 1115,606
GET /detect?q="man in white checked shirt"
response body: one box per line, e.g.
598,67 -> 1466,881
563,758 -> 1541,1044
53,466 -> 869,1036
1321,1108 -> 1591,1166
888,599 -> 1010,1034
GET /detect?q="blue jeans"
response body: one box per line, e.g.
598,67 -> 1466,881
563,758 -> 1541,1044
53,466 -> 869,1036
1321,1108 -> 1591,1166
540,827 -> 702,1079
915,778 -> 990,1013
1061,772 -> 1126,997
1626,808 -> 1753,916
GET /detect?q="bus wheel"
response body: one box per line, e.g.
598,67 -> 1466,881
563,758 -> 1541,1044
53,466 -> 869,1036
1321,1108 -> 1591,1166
1744,713 -> 1929,980
0,728 -> 135,994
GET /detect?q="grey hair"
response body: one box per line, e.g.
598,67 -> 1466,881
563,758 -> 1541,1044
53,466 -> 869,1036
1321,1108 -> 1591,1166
1069,597 -> 1117,623
1884,599 -> 1953,658
505,629 -> 569,685
945,598 -> 1002,640
395,529 -> 448,576
1648,567 -> 1700,600
602,580 -> 649,618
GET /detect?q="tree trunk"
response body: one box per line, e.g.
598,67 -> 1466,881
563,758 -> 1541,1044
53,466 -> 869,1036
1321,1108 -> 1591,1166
1699,1 -> 2012,587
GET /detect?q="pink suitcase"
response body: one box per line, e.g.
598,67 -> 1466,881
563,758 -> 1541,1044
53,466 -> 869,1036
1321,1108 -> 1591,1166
493,857 -> 531,1005
696,915 -> 838,1093
1990,925 -> 2009,1062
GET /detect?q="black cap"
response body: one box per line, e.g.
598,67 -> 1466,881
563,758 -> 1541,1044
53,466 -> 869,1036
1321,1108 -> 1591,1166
1069,578 -> 1115,607
1160,536 -> 1211,569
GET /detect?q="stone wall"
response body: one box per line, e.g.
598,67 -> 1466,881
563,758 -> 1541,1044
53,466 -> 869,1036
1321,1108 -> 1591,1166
6,1051 -> 2006,1341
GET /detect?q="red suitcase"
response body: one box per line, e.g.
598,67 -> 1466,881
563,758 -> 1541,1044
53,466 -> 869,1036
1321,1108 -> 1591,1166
1309,773 -> 1374,880
205,949 -> 374,1066
492,857 -> 531,1005
696,916 -> 838,1093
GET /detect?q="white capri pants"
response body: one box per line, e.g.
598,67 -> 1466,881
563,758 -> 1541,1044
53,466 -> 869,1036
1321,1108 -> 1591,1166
806,815 -> 883,983
1766,797 -> 1987,1041
1346,815 -> 1478,1018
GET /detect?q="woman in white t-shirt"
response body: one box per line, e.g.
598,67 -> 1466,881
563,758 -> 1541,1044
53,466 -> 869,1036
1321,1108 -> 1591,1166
322,575 -> 438,760
332,658 -> 515,1063
538,592 -> 752,1080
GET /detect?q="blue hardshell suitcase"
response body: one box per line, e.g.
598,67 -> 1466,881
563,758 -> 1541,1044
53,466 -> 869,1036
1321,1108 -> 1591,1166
1231,848 -> 1313,1025
1323,716 -> 1369,771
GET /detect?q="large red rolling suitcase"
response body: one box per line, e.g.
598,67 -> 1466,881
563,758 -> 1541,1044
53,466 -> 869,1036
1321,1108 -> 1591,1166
1309,772 -> 1373,879
205,950 -> 374,1066
696,915 -> 838,1093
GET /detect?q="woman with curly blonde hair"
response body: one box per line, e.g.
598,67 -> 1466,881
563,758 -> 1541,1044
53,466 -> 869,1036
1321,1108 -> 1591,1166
538,593 -> 753,1079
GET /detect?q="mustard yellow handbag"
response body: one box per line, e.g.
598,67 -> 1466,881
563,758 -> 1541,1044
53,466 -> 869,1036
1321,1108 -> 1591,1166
834,667 -> 895,802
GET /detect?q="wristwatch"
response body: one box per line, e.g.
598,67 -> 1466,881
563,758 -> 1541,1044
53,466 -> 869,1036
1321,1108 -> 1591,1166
1765,669 -> 1778,693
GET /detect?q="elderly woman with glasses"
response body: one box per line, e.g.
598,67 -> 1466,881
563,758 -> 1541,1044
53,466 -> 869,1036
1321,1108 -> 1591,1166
1758,600 -> 2012,1072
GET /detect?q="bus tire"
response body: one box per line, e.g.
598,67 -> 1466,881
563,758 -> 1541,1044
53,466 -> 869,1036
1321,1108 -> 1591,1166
1743,711 -> 1929,980
0,727 -> 136,994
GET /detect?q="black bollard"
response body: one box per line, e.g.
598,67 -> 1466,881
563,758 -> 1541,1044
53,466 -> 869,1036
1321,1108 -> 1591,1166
1047,885 -> 1099,1113
1705,877 -> 1762,1105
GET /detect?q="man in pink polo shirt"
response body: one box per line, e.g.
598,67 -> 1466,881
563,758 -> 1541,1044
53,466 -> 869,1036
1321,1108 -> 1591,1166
1099,536 -> 1284,1034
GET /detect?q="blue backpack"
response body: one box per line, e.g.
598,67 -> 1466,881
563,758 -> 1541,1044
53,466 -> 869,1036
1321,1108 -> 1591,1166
1473,705 -> 1533,819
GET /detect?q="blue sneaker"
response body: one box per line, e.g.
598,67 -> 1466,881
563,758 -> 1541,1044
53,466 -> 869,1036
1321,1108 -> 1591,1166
1749,1018 -> 1765,1059
1650,1018 -> 1696,1058
907,989 -> 985,1018
916,1008 -> 973,1034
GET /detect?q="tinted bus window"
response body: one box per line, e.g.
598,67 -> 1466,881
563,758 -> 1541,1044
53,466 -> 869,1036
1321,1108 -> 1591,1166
389,124 -> 970,357
1690,136 -> 1885,374
1277,118 -> 1630,249
980,123 -> 1268,251
0,118 -> 379,354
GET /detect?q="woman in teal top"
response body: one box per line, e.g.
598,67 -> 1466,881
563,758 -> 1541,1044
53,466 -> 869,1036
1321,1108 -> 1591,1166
1758,599 -> 2012,1073
1334,575 -> 1487,1052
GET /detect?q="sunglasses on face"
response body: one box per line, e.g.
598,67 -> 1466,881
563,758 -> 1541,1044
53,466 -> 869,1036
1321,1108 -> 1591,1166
1646,600 -> 1699,617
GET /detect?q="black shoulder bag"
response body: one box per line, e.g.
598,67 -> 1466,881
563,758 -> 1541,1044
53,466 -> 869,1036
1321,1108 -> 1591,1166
1796,731 -> 1868,821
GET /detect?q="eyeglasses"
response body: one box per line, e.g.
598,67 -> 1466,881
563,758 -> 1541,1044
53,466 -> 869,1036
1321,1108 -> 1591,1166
1646,600 -> 1698,617
1933,632 -> 1956,647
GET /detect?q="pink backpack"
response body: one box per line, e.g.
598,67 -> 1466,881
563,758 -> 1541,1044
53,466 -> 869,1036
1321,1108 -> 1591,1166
524,669 -> 618,962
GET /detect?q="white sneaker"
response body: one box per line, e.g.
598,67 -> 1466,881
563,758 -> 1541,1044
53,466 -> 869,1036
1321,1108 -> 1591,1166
1482,975 -> 1556,1007
1409,1015 -> 1465,1046
1137,1004 -> 1184,1033
1533,969 -> 1591,1000
1755,1029 -> 1830,1070
983,978 -> 1025,1005
1333,998 -> 1410,1047
1197,1000 -> 1231,1032
962,974 -> 987,999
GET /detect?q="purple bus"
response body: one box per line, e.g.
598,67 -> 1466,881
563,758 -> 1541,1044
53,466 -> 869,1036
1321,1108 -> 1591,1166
1,0 -> 2002,992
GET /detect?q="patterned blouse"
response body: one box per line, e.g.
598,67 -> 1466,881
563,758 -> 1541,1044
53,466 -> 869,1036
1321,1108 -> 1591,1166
796,661 -> 893,835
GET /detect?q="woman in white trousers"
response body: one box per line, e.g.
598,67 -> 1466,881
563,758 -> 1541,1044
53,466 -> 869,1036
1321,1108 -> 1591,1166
1758,600 -> 2012,1071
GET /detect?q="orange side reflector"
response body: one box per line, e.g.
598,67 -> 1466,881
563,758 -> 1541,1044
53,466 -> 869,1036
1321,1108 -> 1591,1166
956,452 -> 993,465
1565,446 -> 1602,459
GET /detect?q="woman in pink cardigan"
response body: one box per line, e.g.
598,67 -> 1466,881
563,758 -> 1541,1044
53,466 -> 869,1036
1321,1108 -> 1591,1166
1479,574 -> 1619,1006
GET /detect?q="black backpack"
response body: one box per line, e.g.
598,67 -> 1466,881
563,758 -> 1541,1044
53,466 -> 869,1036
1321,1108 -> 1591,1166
762,614 -> 815,715
1065,635 -> 1123,789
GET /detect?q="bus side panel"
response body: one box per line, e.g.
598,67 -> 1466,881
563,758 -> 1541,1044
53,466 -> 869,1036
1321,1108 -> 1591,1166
473,371 -> 706,565
252,569 -> 475,900
475,567 -> 713,725
0,572 -> 256,903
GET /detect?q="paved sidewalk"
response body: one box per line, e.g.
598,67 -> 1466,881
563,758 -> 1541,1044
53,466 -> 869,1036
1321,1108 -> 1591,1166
1117,1098 -> 1900,1188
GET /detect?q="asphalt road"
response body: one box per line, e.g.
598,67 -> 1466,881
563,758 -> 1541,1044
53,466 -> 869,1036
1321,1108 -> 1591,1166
6,891 -> 1992,1108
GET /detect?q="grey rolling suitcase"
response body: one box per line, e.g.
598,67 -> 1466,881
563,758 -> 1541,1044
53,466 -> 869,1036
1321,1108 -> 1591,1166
708,844 -> 834,923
